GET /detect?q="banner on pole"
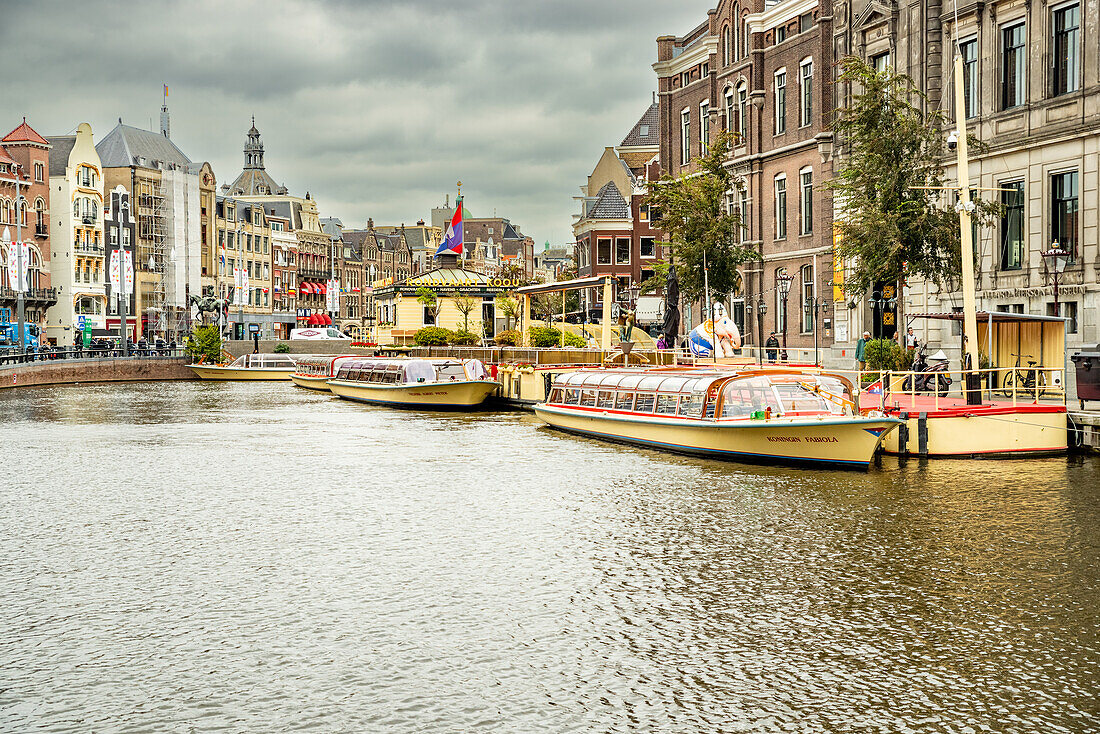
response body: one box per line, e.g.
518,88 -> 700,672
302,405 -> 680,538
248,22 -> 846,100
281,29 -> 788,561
109,251 -> 121,291
123,250 -> 134,295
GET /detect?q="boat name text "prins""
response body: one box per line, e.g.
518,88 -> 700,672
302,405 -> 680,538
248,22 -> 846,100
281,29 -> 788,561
767,436 -> 840,443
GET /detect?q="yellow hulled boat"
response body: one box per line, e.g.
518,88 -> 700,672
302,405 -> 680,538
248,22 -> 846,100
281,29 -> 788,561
534,368 -> 901,470
188,353 -> 297,381
326,357 -> 498,409
291,355 -> 361,390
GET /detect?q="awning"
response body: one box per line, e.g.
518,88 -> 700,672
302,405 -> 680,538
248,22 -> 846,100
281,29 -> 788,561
316,283 -> 327,294
515,275 -> 609,296
321,314 -> 333,325
907,311 -> 1067,323
300,283 -> 313,294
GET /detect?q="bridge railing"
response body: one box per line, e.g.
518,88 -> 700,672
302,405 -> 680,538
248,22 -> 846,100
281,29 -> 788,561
0,346 -> 188,367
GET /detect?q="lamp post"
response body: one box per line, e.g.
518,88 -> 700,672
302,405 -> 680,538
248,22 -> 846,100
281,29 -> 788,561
1041,243 -> 1070,316
756,297 -> 767,364
7,163 -> 28,356
776,269 -> 794,361
236,225 -> 244,341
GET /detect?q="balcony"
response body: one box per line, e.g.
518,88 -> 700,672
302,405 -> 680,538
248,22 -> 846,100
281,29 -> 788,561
74,242 -> 105,257
298,266 -> 329,280
0,287 -> 57,307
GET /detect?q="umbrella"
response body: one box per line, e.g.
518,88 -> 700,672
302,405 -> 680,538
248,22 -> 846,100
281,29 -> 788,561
661,265 -> 680,346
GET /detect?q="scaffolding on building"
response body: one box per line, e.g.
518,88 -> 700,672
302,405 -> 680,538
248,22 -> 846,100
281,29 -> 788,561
138,179 -> 169,337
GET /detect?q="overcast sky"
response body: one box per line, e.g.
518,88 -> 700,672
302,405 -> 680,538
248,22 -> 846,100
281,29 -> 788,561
5,0 -> 713,245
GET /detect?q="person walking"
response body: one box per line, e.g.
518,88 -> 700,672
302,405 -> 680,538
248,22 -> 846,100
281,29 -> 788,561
765,332 -> 780,363
905,327 -> 918,350
855,331 -> 870,371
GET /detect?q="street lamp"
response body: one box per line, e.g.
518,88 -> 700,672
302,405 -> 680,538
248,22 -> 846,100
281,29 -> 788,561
755,296 -> 768,364
776,270 -> 794,361
868,290 -> 897,340
236,225 -> 245,340
1042,243 -> 1071,316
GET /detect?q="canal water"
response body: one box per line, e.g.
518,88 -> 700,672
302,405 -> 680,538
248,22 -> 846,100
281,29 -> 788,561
1,382 -> 1098,733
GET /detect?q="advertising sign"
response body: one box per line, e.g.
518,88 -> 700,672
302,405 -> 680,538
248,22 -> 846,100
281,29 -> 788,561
109,251 -> 121,291
123,250 -> 134,295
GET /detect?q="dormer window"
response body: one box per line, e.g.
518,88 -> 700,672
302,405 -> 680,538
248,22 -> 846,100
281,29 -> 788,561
640,124 -> 650,138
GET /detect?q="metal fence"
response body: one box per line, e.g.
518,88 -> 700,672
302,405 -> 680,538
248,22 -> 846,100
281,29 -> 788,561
0,346 -> 187,368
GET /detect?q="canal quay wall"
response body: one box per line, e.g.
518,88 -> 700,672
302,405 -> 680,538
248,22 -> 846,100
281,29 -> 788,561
0,357 -> 195,390
224,340 -> 360,357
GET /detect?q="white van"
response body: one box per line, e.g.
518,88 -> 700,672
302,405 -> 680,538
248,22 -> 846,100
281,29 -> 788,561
290,327 -> 348,340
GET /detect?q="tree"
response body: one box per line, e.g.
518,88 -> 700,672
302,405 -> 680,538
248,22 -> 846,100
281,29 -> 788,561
452,294 -> 479,334
416,287 -> 438,323
186,324 -> 223,363
829,56 -> 998,295
532,291 -> 578,323
644,130 -> 755,303
495,294 -> 521,331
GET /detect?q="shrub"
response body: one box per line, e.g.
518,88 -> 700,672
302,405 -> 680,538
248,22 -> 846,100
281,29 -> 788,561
528,326 -> 562,348
450,329 -> 479,346
413,326 -> 452,346
863,338 -> 905,371
494,329 -> 519,346
186,324 -> 223,363
562,331 -> 587,348
273,342 -> 290,353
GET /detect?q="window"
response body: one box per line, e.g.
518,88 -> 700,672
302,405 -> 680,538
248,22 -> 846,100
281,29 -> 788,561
34,162 -> 44,182
738,85 -> 748,141
615,237 -> 630,265
735,8 -> 743,59
740,189 -> 749,240
640,237 -> 656,258
775,268 -> 787,333
700,101 -> 710,154
681,108 -> 691,164
1052,4 -> 1079,96
799,13 -> 813,33
596,238 -> 612,264
775,25 -> 786,43
681,71 -> 691,88
774,175 -> 787,240
960,38 -> 978,118
701,62 -> 709,78
799,169 -> 813,235
1062,301 -> 1078,333
1051,171 -> 1078,259
1001,23 -> 1025,109
799,59 -> 813,127
999,181 -> 1024,270
723,26 -> 730,66
871,52 -> 890,73
614,392 -> 634,411
774,70 -> 786,134
801,265 -> 815,333
725,88 -> 736,134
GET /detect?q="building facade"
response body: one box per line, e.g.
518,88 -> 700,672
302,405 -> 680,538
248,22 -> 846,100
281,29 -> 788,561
103,185 -> 137,341
96,114 -> 202,342
0,119 -> 55,338
655,0 -> 836,353
45,123 -> 106,343
851,0 -> 1100,358
214,195 -> 280,338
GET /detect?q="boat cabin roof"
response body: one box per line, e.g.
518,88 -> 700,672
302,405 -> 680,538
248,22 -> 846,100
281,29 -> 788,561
228,353 -> 297,369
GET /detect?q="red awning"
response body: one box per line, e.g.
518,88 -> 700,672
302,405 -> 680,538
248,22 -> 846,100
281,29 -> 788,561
300,283 -> 313,294
316,283 -> 327,294
322,314 -> 333,325
308,314 -> 322,325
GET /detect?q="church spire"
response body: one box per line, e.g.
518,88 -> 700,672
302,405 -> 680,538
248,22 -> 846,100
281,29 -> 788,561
244,117 -> 264,170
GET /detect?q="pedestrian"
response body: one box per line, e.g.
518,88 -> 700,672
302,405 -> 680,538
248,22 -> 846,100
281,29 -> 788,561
765,332 -> 780,363
905,327 -> 918,350
656,334 -> 668,350
855,331 -> 870,371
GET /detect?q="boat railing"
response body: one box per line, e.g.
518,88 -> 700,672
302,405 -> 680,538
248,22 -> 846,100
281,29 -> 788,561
846,364 -> 1067,411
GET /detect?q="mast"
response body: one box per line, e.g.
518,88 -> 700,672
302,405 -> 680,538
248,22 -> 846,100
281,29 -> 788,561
952,54 -> 979,374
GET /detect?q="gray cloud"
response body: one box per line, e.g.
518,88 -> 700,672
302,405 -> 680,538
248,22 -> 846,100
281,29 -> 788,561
5,0 -> 712,243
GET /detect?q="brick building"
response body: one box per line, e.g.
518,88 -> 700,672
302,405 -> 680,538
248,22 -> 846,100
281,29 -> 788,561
655,0 -> 835,353
573,102 -> 664,321
1,119 -> 55,337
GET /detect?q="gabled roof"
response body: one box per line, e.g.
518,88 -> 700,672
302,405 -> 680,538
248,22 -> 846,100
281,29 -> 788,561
588,181 -> 630,219
45,136 -> 77,177
96,122 -> 191,168
403,267 -> 491,286
3,120 -> 50,146
620,102 -> 659,148
502,221 -> 524,241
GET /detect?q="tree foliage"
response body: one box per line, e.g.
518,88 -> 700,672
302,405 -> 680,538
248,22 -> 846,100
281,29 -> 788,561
452,294 -> 479,333
186,324 -> 223,363
415,287 -> 438,318
532,291 -> 578,322
644,130 -> 755,302
495,295 -> 521,330
829,57 -> 998,295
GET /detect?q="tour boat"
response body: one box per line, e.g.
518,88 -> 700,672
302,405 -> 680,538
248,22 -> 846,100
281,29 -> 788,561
291,355 -> 361,390
533,368 -> 902,469
326,357 -> 499,409
188,353 -> 297,381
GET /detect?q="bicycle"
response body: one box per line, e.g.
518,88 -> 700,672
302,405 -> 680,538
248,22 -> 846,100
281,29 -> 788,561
997,353 -> 1052,398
